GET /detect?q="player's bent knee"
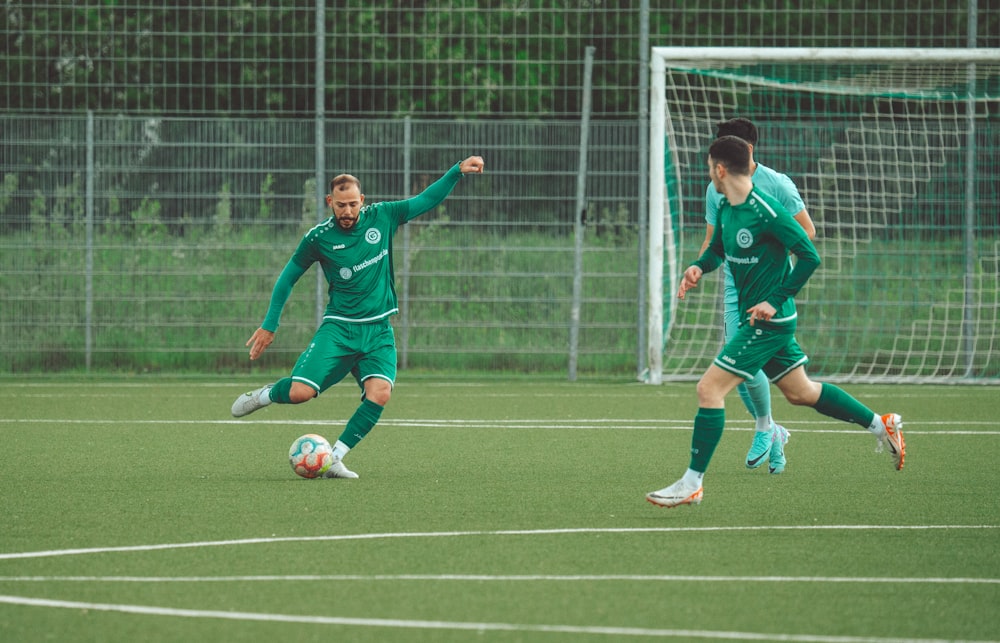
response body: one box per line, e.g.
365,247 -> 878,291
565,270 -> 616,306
366,389 -> 391,406
783,392 -> 811,406
289,382 -> 318,404
779,383 -> 821,406
695,381 -> 726,408
363,379 -> 392,406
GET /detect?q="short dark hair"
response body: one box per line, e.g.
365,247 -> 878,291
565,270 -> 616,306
708,135 -> 752,176
715,117 -> 758,146
330,174 -> 361,193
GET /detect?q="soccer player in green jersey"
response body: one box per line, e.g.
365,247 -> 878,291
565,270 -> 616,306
703,118 -> 816,474
231,155 -> 485,478
646,136 -> 904,508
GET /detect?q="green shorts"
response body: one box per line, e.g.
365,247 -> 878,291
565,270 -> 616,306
291,318 -> 397,394
713,320 -> 809,383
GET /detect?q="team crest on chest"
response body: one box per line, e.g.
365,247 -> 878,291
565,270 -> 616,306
736,228 -> 754,248
365,228 -> 381,244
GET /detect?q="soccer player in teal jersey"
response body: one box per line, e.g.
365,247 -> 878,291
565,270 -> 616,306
703,118 -> 816,474
646,136 -> 904,508
231,155 -> 485,478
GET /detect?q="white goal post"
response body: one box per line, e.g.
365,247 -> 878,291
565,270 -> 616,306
646,47 -> 1000,384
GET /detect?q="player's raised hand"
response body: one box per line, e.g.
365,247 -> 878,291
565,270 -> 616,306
677,265 -> 703,300
460,156 -> 485,175
245,327 -> 275,361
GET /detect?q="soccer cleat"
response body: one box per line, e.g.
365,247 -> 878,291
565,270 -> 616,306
231,384 -> 273,418
645,478 -> 703,508
322,457 -> 359,479
768,424 -> 789,474
745,430 -> 773,469
879,413 -> 906,471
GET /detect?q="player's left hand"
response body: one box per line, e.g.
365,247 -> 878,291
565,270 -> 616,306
245,327 -> 275,360
677,265 -> 703,300
460,156 -> 485,175
746,302 -> 776,326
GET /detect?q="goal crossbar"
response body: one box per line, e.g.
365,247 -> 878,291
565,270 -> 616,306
651,46 -> 1000,66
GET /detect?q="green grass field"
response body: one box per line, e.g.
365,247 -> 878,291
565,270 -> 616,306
1,376 -> 998,642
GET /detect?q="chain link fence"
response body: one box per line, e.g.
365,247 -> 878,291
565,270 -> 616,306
2,1 -> 996,377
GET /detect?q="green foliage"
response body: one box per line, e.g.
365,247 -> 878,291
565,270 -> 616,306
26,190 -> 47,232
4,2 -> 995,117
0,220 -> 641,375
24,173 -> 87,239
258,173 -> 276,220
0,174 -> 17,216
3,217 -> 998,378
130,195 -> 167,240
214,182 -> 232,236
300,177 -> 318,226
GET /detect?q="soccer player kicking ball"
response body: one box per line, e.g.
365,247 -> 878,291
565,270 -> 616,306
646,136 -> 904,509
232,155 -> 485,479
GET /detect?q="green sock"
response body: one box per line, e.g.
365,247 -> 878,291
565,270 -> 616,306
814,383 -> 876,429
337,399 -> 384,449
268,377 -> 294,404
689,407 -> 725,473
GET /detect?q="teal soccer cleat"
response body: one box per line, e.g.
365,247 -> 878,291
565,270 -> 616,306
745,430 -> 773,469
768,424 -> 789,474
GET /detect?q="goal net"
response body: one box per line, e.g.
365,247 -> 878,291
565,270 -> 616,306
647,47 -> 1000,384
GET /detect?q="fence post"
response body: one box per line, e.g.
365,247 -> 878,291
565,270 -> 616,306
399,116 -> 412,370
962,0 -> 978,378
636,0 -> 650,380
314,0 -> 327,328
569,46 -> 595,381
85,111 -> 95,372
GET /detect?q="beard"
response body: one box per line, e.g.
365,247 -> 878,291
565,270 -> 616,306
335,215 -> 358,230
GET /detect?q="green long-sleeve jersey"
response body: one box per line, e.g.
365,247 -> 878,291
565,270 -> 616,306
261,163 -> 465,330
693,185 -> 820,328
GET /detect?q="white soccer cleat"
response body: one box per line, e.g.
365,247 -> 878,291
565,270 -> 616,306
645,478 -> 703,508
231,384 -> 272,418
879,413 -> 905,471
322,457 -> 359,479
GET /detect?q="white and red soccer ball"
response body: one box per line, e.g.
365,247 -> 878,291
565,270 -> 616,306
288,434 -> 334,479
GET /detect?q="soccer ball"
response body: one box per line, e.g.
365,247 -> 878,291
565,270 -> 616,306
288,434 -> 334,479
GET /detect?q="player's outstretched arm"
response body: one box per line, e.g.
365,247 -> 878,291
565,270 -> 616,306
404,155 -> 485,221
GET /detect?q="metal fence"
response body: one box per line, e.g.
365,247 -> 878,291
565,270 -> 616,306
2,1 -> 997,378
1,115 -> 641,376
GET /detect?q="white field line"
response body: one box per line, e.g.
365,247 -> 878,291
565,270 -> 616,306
7,381 -> 995,395
1,417 -> 998,434
2,527 -> 998,642
0,594 -> 995,643
1,525 -> 997,561
2,573 -> 998,585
